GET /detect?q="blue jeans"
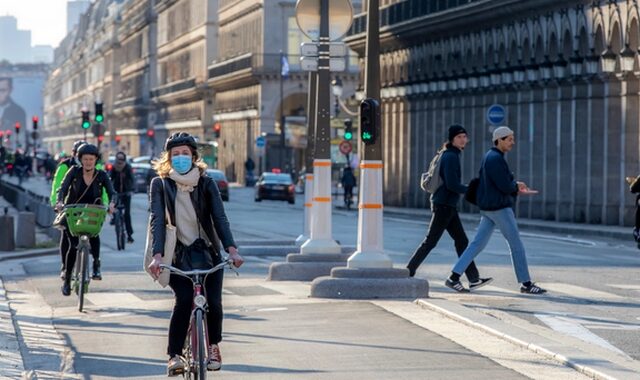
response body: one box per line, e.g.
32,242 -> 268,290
452,207 -> 531,283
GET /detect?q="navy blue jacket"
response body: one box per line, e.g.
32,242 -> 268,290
431,145 -> 468,208
477,148 -> 518,211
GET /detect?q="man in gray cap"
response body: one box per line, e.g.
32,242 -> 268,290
445,126 -> 547,294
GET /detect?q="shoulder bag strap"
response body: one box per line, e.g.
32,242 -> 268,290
161,178 -> 173,227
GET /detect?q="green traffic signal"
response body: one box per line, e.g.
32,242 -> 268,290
344,130 -> 353,140
82,120 -> 91,129
95,114 -> 104,123
362,131 -> 373,141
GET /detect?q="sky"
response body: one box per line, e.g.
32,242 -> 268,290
0,0 -> 69,47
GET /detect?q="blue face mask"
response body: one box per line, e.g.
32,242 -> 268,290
171,155 -> 192,174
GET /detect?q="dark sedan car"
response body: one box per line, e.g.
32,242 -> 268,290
206,169 -> 229,201
131,163 -> 157,193
254,172 -> 295,204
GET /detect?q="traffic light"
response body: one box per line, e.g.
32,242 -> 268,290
94,102 -> 104,123
360,98 -> 380,145
14,122 -> 21,134
343,118 -> 353,141
97,135 -> 105,143
213,123 -> 221,138
115,135 -> 122,143
32,116 -> 38,130
81,111 -> 91,129
147,129 -> 155,138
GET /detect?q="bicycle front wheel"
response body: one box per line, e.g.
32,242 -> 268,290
115,213 -> 125,250
77,244 -> 89,312
196,309 -> 207,380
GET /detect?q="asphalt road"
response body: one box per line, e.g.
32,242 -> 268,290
1,181 -> 639,378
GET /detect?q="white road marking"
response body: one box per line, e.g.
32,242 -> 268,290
85,292 -> 143,308
536,314 -> 631,358
607,284 -> 640,291
256,307 -> 288,312
542,283 -> 624,300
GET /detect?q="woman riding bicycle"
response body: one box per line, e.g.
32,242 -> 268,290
55,144 -> 116,295
147,132 -> 243,376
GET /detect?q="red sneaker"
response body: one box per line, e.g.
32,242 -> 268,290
207,344 -> 222,371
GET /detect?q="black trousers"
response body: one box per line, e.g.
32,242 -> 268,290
406,204 -> 480,281
64,235 -> 100,278
167,264 -> 224,357
119,193 -> 133,237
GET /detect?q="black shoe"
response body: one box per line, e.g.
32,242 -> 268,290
469,277 -> 493,291
127,236 -> 134,244
61,281 -> 71,296
445,278 -> 469,293
520,282 -> 547,294
92,259 -> 102,280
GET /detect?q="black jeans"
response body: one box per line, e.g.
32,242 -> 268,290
167,260 -> 224,357
407,204 -> 480,281
119,193 -> 133,237
64,235 -> 100,278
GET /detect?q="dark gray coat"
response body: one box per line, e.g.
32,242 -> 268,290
149,174 -> 236,257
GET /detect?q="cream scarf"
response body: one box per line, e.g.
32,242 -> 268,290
168,168 -> 206,246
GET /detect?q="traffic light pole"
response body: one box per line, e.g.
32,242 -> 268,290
347,0 -> 391,268
300,0 -> 340,255
296,72 -> 318,246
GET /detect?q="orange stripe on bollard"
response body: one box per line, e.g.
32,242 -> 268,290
313,162 -> 332,167
304,203 -> 313,207
360,163 -> 383,169
359,203 -> 383,209
307,175 -> 314,180
313,197 -> 331,202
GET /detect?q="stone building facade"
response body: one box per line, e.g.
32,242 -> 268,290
347,0 -> 640,226
208,0 -> 359,182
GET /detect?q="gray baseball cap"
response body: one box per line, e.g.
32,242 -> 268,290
492,126 -> 514,141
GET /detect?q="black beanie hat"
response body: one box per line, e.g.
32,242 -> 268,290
448,124 -> 467,142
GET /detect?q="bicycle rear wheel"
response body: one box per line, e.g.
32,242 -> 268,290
196,309 -> 207,380
115,212 -> 125,250
77,244 -> 89,312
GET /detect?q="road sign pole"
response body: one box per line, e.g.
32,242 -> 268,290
296,72 -> 318,247
301,0 -> 341,255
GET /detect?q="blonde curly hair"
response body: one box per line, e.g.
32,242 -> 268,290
152,148 -> 208,178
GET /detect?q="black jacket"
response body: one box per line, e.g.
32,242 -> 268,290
431,145 -> 467,208
57,166 -> 115,205
477,148 -> 518,211
149,175 -> 236,257
110,164 -> 134,193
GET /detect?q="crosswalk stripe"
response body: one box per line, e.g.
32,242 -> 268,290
542,283 -> 624,300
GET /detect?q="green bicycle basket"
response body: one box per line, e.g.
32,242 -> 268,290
63,204 -> 107,237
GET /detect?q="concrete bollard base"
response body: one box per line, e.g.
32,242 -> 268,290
310,267 -> 429,299
267,253 -> 351,281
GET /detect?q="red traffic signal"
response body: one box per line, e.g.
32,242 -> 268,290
0,131 -> 3,138
32,116 -> 39,130
97,135 -> 105,142
147,129 -> 155,137
5,129 -> 11,136
115,135 -> 122,143
14,122 -> 21,133
213,123 -> 221,138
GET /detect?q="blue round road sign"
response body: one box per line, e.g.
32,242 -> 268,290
256,136 -> 266,148
487,104 -> 506,125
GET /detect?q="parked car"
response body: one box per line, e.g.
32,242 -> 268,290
132,155 -> 153,164
254,172 -> 295,204
206,169 -> 229,201
131,163 -> 157,193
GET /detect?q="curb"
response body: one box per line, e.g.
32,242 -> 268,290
416,299 -> 634,380
383,209 -> 629,241
0,248 -> 58,263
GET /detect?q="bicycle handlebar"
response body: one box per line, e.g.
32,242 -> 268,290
159,259 -> 237,280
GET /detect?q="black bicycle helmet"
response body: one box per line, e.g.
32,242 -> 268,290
164,132 -> 197,151
77,143 -> 99,159
72,140 -> 87,154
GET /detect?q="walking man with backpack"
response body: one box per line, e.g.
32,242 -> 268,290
406,125 -> 492,290
445,126 -> 546,294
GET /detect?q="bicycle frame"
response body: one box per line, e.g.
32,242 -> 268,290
114,197 -> 127,250
159,260 -> 236,379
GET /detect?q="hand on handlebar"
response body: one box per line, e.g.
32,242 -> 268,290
227,246 -> 244,268
148,253 -> 163,280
